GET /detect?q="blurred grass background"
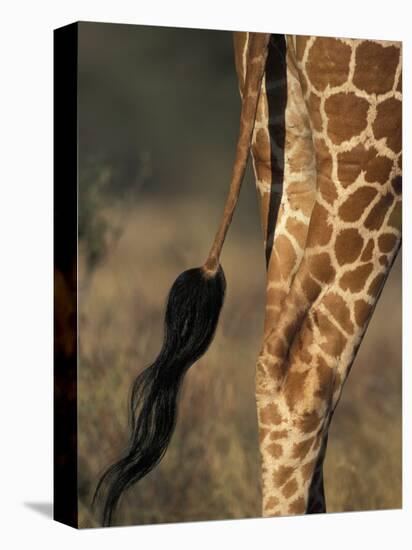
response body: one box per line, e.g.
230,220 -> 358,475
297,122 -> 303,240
77,22 -> 402,528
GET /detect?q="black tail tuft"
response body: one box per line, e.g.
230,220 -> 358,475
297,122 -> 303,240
94,266 -> 226,526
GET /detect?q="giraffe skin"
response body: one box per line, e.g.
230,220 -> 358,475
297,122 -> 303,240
235,34 -> 402,516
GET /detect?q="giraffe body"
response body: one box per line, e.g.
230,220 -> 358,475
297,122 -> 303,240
234,33 -> 402,515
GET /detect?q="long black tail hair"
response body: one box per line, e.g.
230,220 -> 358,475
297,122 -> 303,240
94,32 -> 270,526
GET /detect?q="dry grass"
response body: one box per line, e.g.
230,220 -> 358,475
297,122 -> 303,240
78,197 -> 401,528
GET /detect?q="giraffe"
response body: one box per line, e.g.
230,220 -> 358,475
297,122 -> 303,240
95,32 -> 402,524
234,33 -> 402,515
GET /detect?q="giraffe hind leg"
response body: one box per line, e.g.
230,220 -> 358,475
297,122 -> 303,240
257,35 -> 402,518
251,33 -> 318,517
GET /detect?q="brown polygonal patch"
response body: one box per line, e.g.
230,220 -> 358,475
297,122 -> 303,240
273,465 -> 295,487
259,402 -> 283,425
308,252 -> 335,283
325,93 -> 369,144
353,42 -> 400,95
255,166 -> 274,194
364,193 -> 394,230
255,163 -> 273,192
282,478 -> 299,498
338,144 -> 365,187
373,97 -> 402,154
337,143 -> 366,188
307,202 -> 333,247
368,272 -> 386,297
270,429 -> 289,441
338,186 -> 378,222
322,293 -> 354,334
315,356 -> 335,400
288,496 -> 306,514
267,442 -> 283,459
301,275 -> 321,303
335,228 -> 364,265
360,239 -> 375,261
298,410 -> 321,433
354,299 -> 372,327
295,36 -> 311,62
292,436 -> 315,460
365,155 -> 394,186
306,38 -> 351,92
339,263 -> 373,292
267,337 -> 286,359
316,311 -> 346,357
378,233 -> 397,253
266,496 -> 280,510
337,144 -> 393,188
289,318 -> 314,366
254,159 -> 276,192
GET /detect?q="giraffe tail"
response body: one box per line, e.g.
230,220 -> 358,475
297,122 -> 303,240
94,32 -> 270,526
94,266 -> 225,526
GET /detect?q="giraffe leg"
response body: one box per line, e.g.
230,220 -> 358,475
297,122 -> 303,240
234,34 -> 318,516
248,35 -> 318,517
256,35 -> 402,516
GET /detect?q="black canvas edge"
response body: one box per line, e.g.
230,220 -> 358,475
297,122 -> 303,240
53,22 -> 79,529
